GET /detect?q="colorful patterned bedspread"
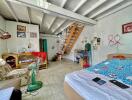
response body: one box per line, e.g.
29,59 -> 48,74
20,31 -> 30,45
86,59 -> 132,85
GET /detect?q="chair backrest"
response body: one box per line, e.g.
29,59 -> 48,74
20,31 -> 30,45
3,63 -> 12,72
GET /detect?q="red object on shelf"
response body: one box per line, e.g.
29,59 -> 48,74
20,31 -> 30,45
83,64 -> 90,68
83,57 -> 90,68
31,52 -> 47,61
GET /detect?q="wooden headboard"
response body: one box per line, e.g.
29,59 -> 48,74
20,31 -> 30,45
107,54 -> 132,59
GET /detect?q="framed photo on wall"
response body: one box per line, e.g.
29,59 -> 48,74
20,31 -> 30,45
17,25 -> 26,38
122,22 -> 132,34
30,32 -> 37,38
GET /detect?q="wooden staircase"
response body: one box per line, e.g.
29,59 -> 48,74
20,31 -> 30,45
62,23 -> 84,54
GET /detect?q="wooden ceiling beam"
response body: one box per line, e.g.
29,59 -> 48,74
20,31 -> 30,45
82,0 -> 107,16
6,0 -> 96,24
54,0 -> 87,34
40,13 -> 45,31
90,0 -> 124,18
47,0 -> 68,33
27,7 -> 31,23
5,0 -> 18,21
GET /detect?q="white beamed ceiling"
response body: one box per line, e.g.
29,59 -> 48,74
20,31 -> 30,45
0,0 -> 131,34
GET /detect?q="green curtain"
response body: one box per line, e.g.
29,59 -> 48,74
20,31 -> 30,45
85,43 -> 92,65
43,39 -> 48,52
85,43 -> 91,51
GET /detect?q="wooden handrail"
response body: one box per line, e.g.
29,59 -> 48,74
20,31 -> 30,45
62,23 -> 84,54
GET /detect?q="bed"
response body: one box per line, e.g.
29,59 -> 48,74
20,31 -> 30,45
64,54 -> 132,100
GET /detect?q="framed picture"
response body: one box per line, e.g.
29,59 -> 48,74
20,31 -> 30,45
30,32 -> 37,38
122,22 -> 132,34
17,25 -> 26,38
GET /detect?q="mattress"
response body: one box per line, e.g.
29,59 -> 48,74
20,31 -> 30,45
65,59 -> 132,100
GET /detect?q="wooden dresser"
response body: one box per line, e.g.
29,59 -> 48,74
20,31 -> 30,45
2,53 -> 35,68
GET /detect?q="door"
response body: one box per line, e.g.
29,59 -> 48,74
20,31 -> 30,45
43,39 -> 48,52
39,39 -> 48,52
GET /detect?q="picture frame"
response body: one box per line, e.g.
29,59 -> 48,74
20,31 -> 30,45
17,25 -> 26,38
122,22 -> 132,34
30,32 -> 37,38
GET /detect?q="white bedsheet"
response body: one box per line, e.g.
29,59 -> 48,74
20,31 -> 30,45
65,70 -> 132,100
0,87 -> 14,100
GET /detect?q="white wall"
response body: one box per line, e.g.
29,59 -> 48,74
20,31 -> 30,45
40,34 -> 59,60
65,5 -> 132,65
92,5 -> 132,64
0,16 -> 7,57
64,25 -> 94,61
6,21 -> 40,53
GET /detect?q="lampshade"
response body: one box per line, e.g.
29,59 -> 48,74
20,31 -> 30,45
0,28 -> 11,39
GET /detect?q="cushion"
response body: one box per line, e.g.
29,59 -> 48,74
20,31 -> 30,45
7,68 -> 28,77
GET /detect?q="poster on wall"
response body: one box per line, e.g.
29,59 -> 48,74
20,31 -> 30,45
122,22 -> 132,34
17,25 -> 26,38
30,32 -> 37,38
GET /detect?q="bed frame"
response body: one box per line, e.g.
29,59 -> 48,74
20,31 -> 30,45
64,53 -> 132,100
64,82 -> 84,100
107,53 -> 132,59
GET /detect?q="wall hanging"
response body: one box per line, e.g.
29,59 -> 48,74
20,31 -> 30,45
122,22 -> 132,34
51,46 -> 55,49
56,39 -> 60,44
17,25 -> 26,38
0,28 -> 11,39
108,34 -> 121,47
91,36 -> 101,50
108,34 -> 122,52
30,32 -> 37,38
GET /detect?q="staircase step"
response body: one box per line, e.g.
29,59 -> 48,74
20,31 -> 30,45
61,23 -> 84,54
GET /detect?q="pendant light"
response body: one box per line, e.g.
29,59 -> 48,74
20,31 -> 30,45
0,28 -> 11,39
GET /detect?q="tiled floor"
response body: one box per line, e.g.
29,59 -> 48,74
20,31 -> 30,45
22,59 -> 82,100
